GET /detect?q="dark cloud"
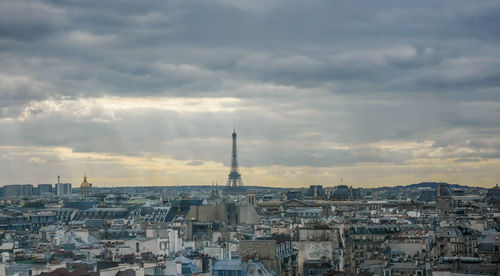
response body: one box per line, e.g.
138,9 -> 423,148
0,0 -> 499,185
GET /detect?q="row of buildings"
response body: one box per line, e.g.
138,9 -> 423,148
0,182 -> 499,276
1,176 -> 92,198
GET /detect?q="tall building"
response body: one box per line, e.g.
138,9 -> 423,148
37,184 -> 53,196
226,130 -> 244,187
305,185 -> 326,199
2,184 -> 33,197
55,175 -> 72,197
436,182 -> 452,211
79,174 -> 92,197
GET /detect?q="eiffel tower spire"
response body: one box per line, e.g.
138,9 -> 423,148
226,130 -> 243,187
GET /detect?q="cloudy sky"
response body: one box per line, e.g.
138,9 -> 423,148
1,0 -> 499,188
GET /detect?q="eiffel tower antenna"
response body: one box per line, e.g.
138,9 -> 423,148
226,129 -> 243,187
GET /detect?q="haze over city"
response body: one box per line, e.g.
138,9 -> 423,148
1,0 -> 499,188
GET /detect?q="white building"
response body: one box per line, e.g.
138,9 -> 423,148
55,183 -> 72,196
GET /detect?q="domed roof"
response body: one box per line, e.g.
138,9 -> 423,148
79,174 -> 92,197
80,174 -> 90,188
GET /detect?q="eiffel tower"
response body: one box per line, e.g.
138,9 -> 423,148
226,130 -> 244,187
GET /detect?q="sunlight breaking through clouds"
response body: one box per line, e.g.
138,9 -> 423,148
0,0 -> 499,187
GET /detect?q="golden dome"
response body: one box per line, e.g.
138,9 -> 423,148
79,173 -> 92,197
80,174 -> 90,188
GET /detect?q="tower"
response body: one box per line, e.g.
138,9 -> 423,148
226,130 -> 243,187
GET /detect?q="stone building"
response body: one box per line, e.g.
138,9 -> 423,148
240,235 -> 298,276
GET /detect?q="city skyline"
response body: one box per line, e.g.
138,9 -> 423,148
1,1 -> 500,188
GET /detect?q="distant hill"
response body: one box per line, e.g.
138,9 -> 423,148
393,182 -> 471,189
89,182 -> 480,191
